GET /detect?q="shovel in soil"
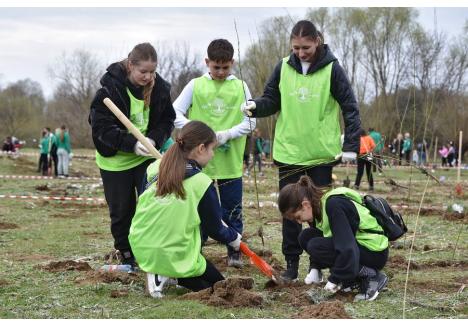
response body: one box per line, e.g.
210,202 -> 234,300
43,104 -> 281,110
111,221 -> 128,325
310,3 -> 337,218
239,242 -> 281,284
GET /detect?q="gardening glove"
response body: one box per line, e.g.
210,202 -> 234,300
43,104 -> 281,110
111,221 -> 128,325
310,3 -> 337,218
216,130 -> 233,146
134,137 -> 155,157
335,151 -> 357,163
324,281 -> 341,294
240,100 -> 256,116
228,233 -> 242,251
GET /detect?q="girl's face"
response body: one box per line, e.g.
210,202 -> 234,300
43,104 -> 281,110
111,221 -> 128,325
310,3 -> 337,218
128,60 -> 157,87
289,200 -> 313,223
291,36 -> 320,63
190,142 -> 216,167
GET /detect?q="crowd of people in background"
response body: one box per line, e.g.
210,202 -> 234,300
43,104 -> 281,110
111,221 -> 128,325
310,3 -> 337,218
37,125 -> 72,177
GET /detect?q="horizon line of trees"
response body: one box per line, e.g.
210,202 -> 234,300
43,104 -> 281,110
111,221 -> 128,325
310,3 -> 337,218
0,8 -> 466,158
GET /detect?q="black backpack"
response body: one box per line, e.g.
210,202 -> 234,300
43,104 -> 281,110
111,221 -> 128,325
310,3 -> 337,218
360,195 -> 408,241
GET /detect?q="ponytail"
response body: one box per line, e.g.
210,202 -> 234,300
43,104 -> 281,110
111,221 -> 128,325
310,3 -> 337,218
278,175 -> 324,222
156,121 -> 216,199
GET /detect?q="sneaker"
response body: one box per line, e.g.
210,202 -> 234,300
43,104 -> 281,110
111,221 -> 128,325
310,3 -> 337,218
227,251 -> 243,268
145,273 -> 167,299
280,260 -> 299,282
304,268 -> 323,285
355,271 -> 388,301
120,250 -> 136,267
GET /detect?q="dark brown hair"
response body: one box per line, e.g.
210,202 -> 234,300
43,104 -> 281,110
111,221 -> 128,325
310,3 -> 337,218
290,20 -> 320,41
278,175 -> 324,222
207,39 -> 234,62
156,121 -> 216,200
124,43 -> 157,107
59,125 -> 66,142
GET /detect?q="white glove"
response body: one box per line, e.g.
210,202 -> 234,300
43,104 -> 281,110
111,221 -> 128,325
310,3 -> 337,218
335,151 -> 357,163
324,281 -> 341,293
134,138 -> 155,157
304,268 -> 323,285
240,100 -> 256,116
228,233 -> 242,251
216,130 -> 233,146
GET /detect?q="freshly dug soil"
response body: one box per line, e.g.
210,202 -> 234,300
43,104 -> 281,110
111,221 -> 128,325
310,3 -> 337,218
39,260 -> 93,272
0,279 -> 9,286
110,289 -> 129,298
293,300 -> 351,319
387,255 -> 420,270
0,222 -> 19,229
181,277 -> 263,308
444,212 -> 467,223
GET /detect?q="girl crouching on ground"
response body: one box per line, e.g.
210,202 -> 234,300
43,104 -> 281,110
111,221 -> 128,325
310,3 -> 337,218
129,121 -> 241,294
278,175 -> 389,301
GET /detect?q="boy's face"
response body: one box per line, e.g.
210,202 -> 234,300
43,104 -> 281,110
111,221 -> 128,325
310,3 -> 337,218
205,59 -> 234,81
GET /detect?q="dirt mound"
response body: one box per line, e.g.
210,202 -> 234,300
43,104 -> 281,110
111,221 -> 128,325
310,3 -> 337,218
0,222 -> 19,229
444,212 -> 467,223
387,255 -> 420,270
181,277 -> 263,308
0,279 -> 9,286
293,300 -> 351,319
75,270 -> 141,285
39,260 -> 93,272
110,289 -> 129,298
35,184 -> 50,191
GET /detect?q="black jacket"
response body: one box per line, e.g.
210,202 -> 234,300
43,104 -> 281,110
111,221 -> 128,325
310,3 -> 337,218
252,45 -> 361,154
89,62 -> 175,157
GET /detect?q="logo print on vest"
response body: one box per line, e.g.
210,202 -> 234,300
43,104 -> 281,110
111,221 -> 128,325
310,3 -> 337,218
132,112 -> 144,127
290,87 -> 320,103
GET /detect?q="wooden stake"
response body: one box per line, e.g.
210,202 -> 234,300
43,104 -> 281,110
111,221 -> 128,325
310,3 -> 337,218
432,137 -> 438,165
103,98 -> 162,159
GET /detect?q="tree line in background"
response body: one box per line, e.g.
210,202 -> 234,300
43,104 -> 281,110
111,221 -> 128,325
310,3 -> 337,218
0,8 -> 466,158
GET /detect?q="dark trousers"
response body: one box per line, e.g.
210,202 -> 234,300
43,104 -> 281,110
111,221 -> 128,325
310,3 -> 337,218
372,153 -> 383,173
278,164 -> 332,262
355,157 -> 374,188
39,154 -> 48,176
248,153 -> 263,173
218,178 -> 243,255
49,153 -> 58,176
100,159 -> 153,254
177,259 -> 224,292
298,227 -> 388,283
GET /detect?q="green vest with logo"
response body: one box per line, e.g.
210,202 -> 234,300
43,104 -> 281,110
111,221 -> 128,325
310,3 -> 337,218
95,88 -> 152,171
188,76 -> 246,179
316,187 -> 388,252
275,58 -> 341,166
129,160 -> 213,278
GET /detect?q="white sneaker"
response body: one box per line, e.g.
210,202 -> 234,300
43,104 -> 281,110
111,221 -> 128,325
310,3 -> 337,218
304,268 -> 324,285
145,273 -> 176,298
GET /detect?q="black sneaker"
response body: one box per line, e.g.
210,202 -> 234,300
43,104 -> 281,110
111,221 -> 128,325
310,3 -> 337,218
120,250 -> 138,271
355,271 -> 388,301
280,260 -> 299,282
227,251 -> 243,268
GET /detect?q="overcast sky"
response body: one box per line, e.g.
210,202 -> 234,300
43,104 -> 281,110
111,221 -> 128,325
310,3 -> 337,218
0,6 -> 467,98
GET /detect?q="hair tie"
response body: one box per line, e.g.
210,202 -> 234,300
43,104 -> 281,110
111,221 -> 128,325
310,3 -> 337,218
176,137 -> 184,147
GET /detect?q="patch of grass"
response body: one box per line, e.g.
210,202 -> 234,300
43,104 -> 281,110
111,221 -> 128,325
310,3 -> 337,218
0,150 -> 467,318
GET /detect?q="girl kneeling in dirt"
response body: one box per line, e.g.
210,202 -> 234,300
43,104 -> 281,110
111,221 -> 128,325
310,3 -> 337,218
278,176 -> 389,301
129,121 -> 242,294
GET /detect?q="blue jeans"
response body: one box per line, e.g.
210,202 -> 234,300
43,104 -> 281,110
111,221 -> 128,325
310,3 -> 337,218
207,177 -> 243,255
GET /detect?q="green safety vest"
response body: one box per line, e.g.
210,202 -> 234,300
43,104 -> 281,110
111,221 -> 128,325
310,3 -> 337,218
316,187 -> 388,252
95,88 -> 152,171
275,58 -> 341,166
129,160 -> 213,278
188,76 -> 246,179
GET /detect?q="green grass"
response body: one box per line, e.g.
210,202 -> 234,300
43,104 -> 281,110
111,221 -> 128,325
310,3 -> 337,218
0,151 -> 467,318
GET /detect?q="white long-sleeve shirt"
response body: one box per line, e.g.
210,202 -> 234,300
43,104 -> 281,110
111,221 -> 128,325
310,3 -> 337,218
173,73 -> 256,138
